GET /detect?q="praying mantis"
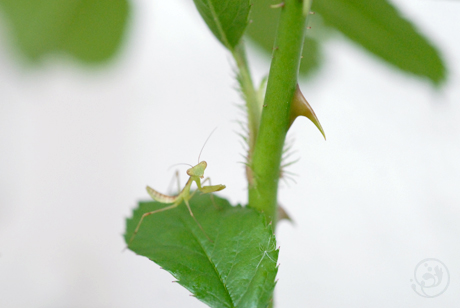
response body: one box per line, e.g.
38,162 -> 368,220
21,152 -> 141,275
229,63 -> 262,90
128,134 -> 226,245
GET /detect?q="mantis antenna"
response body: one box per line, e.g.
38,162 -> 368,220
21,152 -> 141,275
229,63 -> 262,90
167,162 -> 193,170
197,127 -> 218,163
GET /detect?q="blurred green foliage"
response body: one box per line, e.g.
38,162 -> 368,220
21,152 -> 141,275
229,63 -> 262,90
0,0 -> 446,85
313,0 -> 446,85
247,0 -> 446,84
0,0 -> 129,63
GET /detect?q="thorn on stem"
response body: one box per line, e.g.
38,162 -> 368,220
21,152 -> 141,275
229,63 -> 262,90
288,84 -> 326,140
277,204 -> 294,223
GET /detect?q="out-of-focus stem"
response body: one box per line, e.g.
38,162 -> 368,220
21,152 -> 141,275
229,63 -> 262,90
232,43 -> 261,185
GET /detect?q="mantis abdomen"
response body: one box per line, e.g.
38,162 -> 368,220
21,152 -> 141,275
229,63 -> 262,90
146,177 -> 193,204
146,186 -> 178,203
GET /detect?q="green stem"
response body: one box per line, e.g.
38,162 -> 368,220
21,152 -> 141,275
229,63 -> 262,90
248,0 -> 309,224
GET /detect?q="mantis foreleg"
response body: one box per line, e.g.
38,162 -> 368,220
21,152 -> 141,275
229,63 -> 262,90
198,177 -> 221,209
195,177 -> 226,194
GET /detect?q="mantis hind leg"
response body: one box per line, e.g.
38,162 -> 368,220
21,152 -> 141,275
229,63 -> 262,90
166,170 -> 181,195
128,200 -> 180,246
183,198 -> 213,242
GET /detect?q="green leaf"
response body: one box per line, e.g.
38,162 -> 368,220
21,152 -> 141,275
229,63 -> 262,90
125,194 -> 278,308
246,0 -> 320,76
312,0 -> 446,85
193,0 -> 251,50
0,0 -> 129,63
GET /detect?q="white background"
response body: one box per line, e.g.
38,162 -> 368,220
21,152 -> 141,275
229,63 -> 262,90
0,0 -> 459,307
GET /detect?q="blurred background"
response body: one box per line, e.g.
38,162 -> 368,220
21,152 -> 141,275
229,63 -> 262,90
0,0 -> 459,307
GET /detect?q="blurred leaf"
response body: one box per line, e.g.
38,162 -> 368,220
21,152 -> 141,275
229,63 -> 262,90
193,0 -> 251,50
246,0 -> 320,76
312,0 -> 446,85
125,194 -> 278,308
300,37 -> 321,76
0,0 -> 129,63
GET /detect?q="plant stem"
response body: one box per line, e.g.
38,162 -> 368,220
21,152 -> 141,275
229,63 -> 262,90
232,43 -> 260,185
248,0 -> 309,224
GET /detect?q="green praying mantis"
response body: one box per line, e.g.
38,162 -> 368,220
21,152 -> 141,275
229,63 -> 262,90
128,132 -> 226,245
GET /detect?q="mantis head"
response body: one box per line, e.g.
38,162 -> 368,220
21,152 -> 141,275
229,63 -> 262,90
187,161 -> 207,178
